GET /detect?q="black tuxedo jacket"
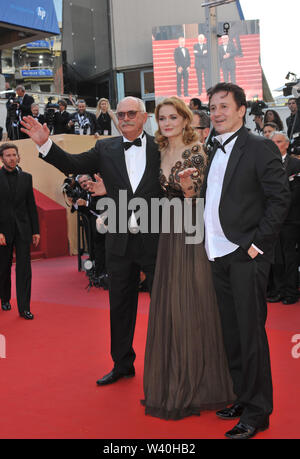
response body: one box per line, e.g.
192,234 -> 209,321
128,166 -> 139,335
41,133 -> 162,259
174,47 -> 191,70
193,43 -> 208,69
0,168 -> 39,244
284,155 -> 300,225
286,111 -> 300,139
54,110 -> 70,134
201,127 -> 291,261
19,93 -> 35,118
219,41 -> 238,70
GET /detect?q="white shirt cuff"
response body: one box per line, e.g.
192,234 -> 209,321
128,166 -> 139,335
251,243 -> 264,255
38,138 -> 53,157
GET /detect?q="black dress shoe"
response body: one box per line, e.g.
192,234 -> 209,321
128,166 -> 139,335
19,311 -> 34,320
282,297 -> 298,305
216,403 -> 244,420
1,302 -> 11,311
225,421 -> 269,439
96,368 -> 135,386
267,293 -> 282,303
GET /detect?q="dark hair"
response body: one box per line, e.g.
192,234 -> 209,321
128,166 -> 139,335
263,121 -> 279,130
192,110 -> 210,128
58,99 -> 67,109
263,110 -> 283,131
207,82 -> 247,123
190,98 -> 202,109
0,142 -> 19,157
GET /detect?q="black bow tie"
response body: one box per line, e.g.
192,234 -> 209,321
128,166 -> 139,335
123,137 -> 142,150
212,129 -> 242,154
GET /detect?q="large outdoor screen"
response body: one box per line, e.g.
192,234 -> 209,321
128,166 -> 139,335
152,20 -> 262,103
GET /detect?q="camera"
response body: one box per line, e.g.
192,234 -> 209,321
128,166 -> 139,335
45,97 -> 59,133
249,100 -> 268,117
7,94 -> 20,122
62,176 -> 88,203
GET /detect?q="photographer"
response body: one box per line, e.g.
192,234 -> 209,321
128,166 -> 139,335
68,100 -> 97,135
249,100 -> 268,134
53,100 -> 70,134
286,97 -> 300,156
63,174 -> 107,288
44,97 -> 59,134
6,93 -> 21,140
16,86 -> 34,139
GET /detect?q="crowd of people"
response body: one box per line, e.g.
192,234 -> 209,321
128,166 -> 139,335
3,86 -> 120,141
0,81 -> 299,440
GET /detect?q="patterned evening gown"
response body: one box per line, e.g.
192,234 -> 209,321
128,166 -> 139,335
142,143 -> 235,420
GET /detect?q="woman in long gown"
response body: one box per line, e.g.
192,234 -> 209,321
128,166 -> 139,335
141,97 -> 235,420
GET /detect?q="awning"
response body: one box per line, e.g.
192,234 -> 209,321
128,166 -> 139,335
0,0 -> 60,49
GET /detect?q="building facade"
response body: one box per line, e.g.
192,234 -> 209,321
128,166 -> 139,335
62,0 -> 243,109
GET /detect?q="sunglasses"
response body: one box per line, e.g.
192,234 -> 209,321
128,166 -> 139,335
116,110 -> 142,120
194,126 -> 206,130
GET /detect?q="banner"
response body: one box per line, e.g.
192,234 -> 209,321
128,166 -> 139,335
152,20 -> 262,103
0,0 -> 60,35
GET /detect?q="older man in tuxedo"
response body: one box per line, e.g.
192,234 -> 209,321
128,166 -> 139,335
219,35 -> 238,83
21,97 -> 162,385
0,143 -> 40,319
193,34 -> 210,96
202,83 -> 290,439
268,131 -> 300,305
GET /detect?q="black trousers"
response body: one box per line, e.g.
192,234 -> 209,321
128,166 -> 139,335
106,234 -> 156,373
269,224 -> 300,299
210,247 -> 273,427
176,69 -> 189,97
0,233 -> 32,313
195,66 -> 209,95
222,65 -> 236,84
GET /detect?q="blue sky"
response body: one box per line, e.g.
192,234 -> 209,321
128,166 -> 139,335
240,0 -> 300,94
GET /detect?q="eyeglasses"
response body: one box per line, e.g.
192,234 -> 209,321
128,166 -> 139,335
116,110 -> 142,120
194,126 -> 206,130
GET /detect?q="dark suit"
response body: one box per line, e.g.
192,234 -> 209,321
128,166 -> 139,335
270,155 -> 300,299
53,110 -> 70,134
40,133 -> 162,372
193,43 -> 209,95
19,93 -> 35,139
174,46 -> 191,97
219,40 -> 238,83
202,127 -> 290,427
0,167 -> 39,313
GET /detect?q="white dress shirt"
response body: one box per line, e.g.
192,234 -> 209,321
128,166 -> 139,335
204,132 -> 239,261
204,131 -> 263,261
124,133 -> 147,231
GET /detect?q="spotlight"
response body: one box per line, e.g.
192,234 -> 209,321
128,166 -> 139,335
223,22 -> 230,35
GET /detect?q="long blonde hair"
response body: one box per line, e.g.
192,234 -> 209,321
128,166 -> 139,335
96,98 -> 111,119
155,97 -> 198,150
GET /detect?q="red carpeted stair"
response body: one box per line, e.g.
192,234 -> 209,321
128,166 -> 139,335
153,34 -> 263,103
0,256 -> 299,440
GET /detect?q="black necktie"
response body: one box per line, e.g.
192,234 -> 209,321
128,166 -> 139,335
212,128 -> 242,154
123,137 -> 142,151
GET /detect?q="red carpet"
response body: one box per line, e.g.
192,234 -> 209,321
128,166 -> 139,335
0,256 -> 299,440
